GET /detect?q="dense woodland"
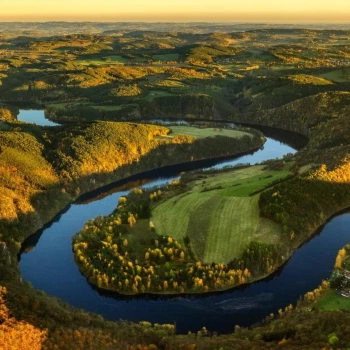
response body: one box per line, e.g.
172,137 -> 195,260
0,25 -> 349,348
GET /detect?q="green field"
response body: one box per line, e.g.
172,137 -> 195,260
152,53 -> 179,62
152,165 -> 290,263
144,90 -> 174,101
91,105 -> 124,111
107,55 -> 147,63
168,126 -> 252,139
102,55 -> 129,63
315,290 -> 350,311
74,55 -> 149,66
74,58 -> 123,66
318,68 -> 350,83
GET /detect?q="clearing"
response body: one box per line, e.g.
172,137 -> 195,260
166,125 -> 252,139
152,53 -> 179,62
152,165 -> 290,264
315,289 -> 350,311
318,68 -> 350,83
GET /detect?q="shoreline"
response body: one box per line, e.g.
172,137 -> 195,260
74,193 -> 350,298
18,134 -> 266,257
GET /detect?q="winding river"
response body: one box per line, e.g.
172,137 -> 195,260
18,111 -> 350,334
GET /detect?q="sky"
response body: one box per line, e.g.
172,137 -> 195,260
1,0 -> 349,22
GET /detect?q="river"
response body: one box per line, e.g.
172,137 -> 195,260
16,109 -> 60,127
18,112 -> 349,334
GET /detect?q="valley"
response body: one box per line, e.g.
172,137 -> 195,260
0,23 -> 349,349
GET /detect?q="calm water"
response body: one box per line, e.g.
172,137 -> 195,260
17,110 -> 59,127
19,123 -> 349,334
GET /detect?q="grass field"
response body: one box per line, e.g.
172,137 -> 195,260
152,53 -> 179,62
74,59 -> 122,66
315,289 -> 350,311
152,165 -> 290,263
103,55 -> 129,63
91,105 -> 123,111
126,220 -> 159,261
144,90 -> 174,101
167,126 -> 252,139
74,55 -> 149,66
104,55 -> 147,63
318,68 -> 350,83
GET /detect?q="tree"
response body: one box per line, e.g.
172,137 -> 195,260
335,248 -> 346,269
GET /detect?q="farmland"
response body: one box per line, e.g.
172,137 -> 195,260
164,125 -> 252,140
152,165 -> 290,263
318,68 -> 350,82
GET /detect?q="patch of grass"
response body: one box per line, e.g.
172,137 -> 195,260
152,53 -> 179,62
152,191 -> 213,243
198,195 -> 260,263
144,90 -> 174,101
105,55 -> 148,63
154,79 -> 185,89
75,55 -> 149,66
91,105 -> 124,111
168,126 -> 252,139
54,46 -> 82,52
45,103 -> 69,108
74,57 -> 125,66
73,59 -> 109,66
192,165 -> 291,197
152,165 -> 288,263
103,55 -> 128,63
315,289 -> 350,311
318,68 -> 350,83
127,219 -> 159,261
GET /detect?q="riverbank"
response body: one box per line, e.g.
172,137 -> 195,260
0,121 -> 264,272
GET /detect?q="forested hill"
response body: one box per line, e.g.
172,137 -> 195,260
236,91 -> 350,166
0,120 -> 262,254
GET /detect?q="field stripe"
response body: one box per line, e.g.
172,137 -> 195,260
203,196 -> 260,264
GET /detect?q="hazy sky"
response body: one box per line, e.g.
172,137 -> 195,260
1,0 -> 349,22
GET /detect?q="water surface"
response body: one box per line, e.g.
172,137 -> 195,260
17,110 -> 59,127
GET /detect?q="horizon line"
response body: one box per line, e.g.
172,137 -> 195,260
0,20 -> 349,24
